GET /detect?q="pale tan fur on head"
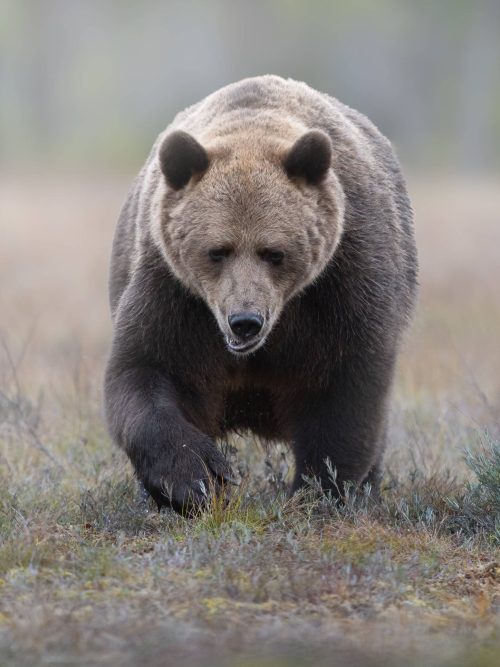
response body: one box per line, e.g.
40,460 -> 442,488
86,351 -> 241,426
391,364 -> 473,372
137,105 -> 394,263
150,127 -> 345,354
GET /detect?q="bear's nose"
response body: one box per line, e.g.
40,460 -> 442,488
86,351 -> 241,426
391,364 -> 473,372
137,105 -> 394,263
228,312 -> 264,339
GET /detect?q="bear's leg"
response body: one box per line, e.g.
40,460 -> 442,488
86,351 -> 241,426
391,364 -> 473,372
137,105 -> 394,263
289,360 -> 393,498
360,460 -> 383,498
104,363 -> 233,514
360,417 -> 389,497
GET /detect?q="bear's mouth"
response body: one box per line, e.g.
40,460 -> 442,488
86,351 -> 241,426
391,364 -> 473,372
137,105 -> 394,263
226,335 -> 264,355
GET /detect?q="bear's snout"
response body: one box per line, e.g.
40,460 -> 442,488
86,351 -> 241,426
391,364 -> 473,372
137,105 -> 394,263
228,311 -> 264,340
224,310 -> 267,354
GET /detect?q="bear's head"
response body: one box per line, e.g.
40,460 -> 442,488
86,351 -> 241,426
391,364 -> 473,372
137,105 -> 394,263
152,128 -> 345,355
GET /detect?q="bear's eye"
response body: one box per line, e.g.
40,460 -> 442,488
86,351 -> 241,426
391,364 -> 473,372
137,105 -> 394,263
259,249 -> 285,266
208,247 -> 231,263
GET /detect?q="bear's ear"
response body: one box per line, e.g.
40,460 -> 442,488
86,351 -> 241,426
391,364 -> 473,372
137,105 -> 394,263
284,130 -> 332,185
159,130 -> 209,190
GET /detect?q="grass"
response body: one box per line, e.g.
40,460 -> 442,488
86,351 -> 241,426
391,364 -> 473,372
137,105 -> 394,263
0,362 -> 498,667
0,176 -> 499,665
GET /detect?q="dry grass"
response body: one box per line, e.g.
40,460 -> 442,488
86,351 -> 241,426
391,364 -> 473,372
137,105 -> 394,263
0,174 -> 499,666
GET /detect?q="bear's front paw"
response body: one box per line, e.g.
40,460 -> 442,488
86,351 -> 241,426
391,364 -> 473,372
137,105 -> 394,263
142,438 -> 235,516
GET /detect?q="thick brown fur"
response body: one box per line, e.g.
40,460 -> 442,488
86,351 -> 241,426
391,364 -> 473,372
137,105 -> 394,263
104,75 -> 418,514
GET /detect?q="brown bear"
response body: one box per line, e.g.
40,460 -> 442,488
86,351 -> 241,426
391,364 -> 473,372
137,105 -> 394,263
104,75 -> 418,514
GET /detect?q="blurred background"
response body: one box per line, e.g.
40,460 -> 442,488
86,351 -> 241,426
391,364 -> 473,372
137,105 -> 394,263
2,0 -> 500,173
1,0 -> 499,417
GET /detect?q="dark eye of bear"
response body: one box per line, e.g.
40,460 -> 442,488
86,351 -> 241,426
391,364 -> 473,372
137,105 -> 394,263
259,249 -> 285,266
209,247 -> 231,263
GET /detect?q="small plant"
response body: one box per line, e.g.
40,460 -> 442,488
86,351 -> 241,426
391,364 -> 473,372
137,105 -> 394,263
447,434 -> 500,543
464,434 -> 500,513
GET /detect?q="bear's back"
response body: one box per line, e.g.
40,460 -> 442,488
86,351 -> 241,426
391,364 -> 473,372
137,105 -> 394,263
173,75 -> 384,158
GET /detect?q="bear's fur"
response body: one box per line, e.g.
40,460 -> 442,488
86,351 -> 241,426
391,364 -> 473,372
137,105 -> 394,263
104,75 -> 418,514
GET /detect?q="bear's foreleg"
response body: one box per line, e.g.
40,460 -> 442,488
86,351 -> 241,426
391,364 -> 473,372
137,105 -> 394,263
104,363 -> 233,514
